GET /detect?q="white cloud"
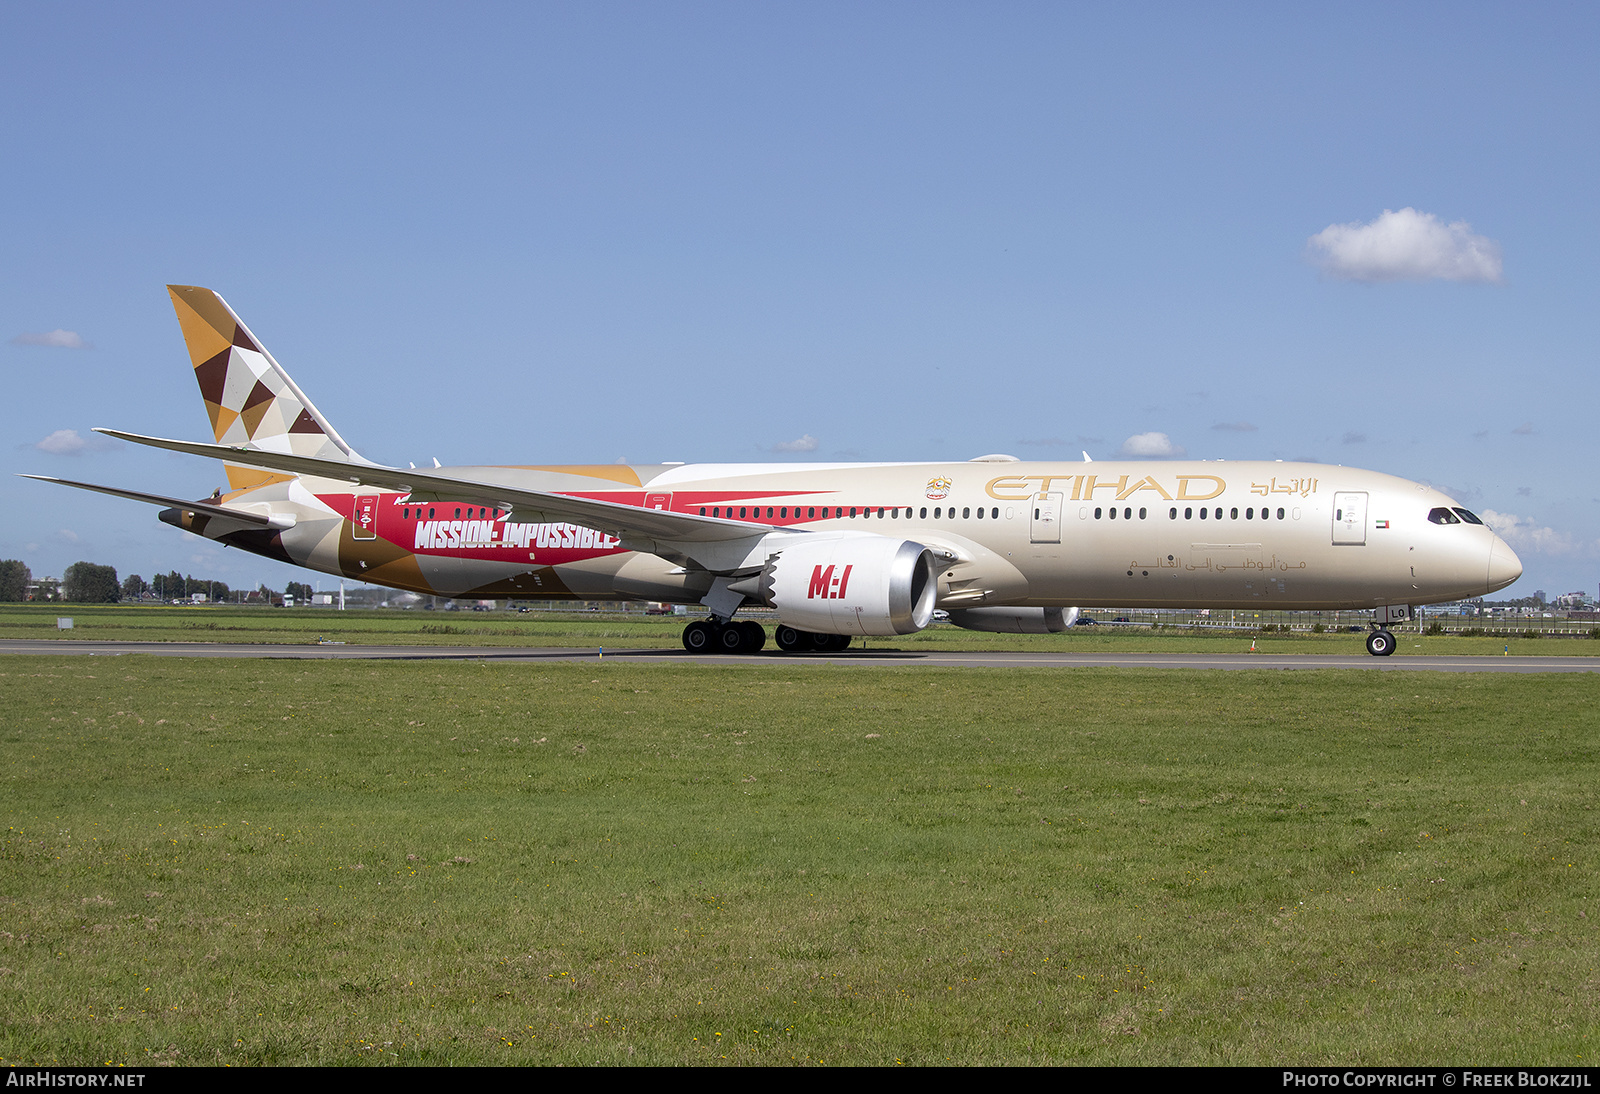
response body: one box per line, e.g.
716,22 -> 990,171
36,429 -> 87,455
56,529 -> 79,544
1306,208 -> 1503,283
32,429 -> 119,456
1480,510 -> 1577,555
1211,421 -> 1256,432
11,329 -> 89,348
772,434 -> 818,453
1118,432 -> 1185,458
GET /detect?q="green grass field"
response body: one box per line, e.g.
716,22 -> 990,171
1,655 -> 1595,1065
3,603 -> 1596,656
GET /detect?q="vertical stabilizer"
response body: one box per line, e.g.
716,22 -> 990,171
167,286 -> 369,489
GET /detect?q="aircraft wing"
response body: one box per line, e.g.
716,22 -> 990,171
18,474 -> 290,527
93,428 -> 784,548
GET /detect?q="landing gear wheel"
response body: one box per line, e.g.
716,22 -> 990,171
740,621 -> 767,652
1366,629 -> 1396,657
718,623 -> 752,654
775,625 -> 806,652
815,633 -> 852,652
683,620 -> 716,653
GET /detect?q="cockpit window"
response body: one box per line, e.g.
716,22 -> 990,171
1452,508 -> 1484,525
1427,507 -> 1461,525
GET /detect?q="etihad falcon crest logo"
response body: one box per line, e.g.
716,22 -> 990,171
924,476 -> 952,500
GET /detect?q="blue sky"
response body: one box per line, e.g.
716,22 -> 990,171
4,2 -> 1595,598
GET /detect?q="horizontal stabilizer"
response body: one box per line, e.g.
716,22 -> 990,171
19,475 -> 290,527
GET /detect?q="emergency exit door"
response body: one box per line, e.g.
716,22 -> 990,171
1332,491 -> 1367,546
353,495 -> 379,540
1031,493 -> 1062,544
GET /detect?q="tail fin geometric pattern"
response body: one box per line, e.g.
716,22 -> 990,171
167,286 -> 365,477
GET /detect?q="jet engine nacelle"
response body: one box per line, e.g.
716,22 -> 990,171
945,606 -> 1080,634
756,533 -> 937,636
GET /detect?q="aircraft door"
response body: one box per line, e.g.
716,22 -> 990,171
644,493 -> 673,512
1332,491 -> 1367,546
1031,492 -> 1062,544
353,494 -> 379,541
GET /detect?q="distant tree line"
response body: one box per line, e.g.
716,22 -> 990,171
0,560 -> 30,601
140,571 -> 233,602
1484,595 -> 1550,610
63,562 -> 120,603
0,559 -> 254,603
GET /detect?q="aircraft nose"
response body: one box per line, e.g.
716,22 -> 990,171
1487,535 -> 1522,593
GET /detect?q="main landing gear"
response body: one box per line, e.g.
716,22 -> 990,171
680,620 -> 852,654
682,619 -> 767,654
773,625 -> 852,653
1365,628 -> 1396,657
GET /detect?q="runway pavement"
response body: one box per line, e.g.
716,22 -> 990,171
2,639 -> 1598,672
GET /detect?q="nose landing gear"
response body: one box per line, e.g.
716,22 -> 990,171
1365,628 -> 1396,657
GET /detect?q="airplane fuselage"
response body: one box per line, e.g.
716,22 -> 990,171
179,458 -> 1519,612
